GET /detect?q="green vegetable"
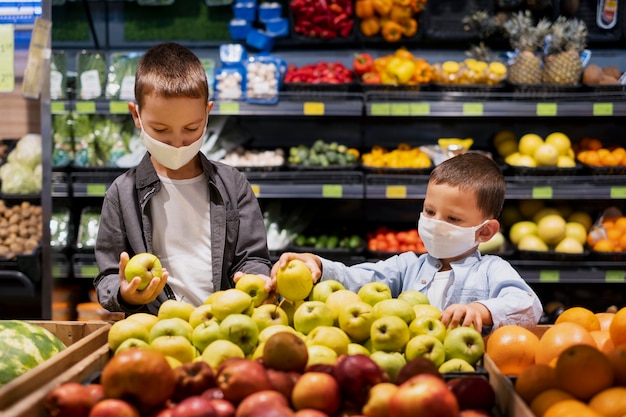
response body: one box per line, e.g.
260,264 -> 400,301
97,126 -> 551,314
76,51 -> 107,100
106,52 -> 142,100
50,51 -> 67,100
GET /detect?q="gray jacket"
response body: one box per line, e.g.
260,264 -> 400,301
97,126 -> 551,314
94,152 -> 271,315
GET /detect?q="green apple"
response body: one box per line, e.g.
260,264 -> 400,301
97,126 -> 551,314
369,351 -> 406,383
157,299 -> 195,322
251,342 -> 265,361
125,312 -> 159,332
357,282 -> 392,306
150,335 -> 198,364
398,290 -> 430,306
218,313 -> 259,356
337,301 -> 375,343
306,344 -> 338,368
306,326 -> 351,357
443,326 -> 485,366
188,304 -> 215,329
413,304 -> 442,320
165,355 -> 183,369
438,358 -> 475,373
204,291 -> 220,305
409,316 -> 447,342
200,339 -> 245,372
124,252 -> 162,291
278,298 -> 303,326
404,334 -> 446,367
210,288 -> 254,321
251,303 -> 289,332
107,318 -> 150,352
373,298 -> 416,324
325,289 -> 361,321
190,319 -> 221,353
258,324 -> 298,344
348,342 -> 370,356
276,259 -> 314,301
293,300 -> 335,335
309,279 -> 344,302
149,317 -> 194,342
114,337 -> 151,355
370,316 -> 410,353
235,273 -> 270,307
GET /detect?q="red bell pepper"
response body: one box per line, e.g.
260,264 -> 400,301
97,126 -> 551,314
353,53 -> 374,76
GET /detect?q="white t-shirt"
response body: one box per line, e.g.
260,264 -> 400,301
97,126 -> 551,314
151,173 -> 213,306
427,270 -> 453,310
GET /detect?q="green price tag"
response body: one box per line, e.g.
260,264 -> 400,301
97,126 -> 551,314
532,186 -> 553,199
52,265 -> 62,277
109,101 -> 129,114
76,101 -> 96,114
371,103 -> 391,116
610,187 -> 626,199
390,103 -> 410,116
322,185 -> 343,198
605,270 -> 624,283
303,102 -> 325,115
251,184 -> 260,196
80,266 -> 100,278
386,186 -> 407,199
86,183 -> 107,196
536,103 -> 557,116
462,103 -> 483,116
593,102 -> 613,116
539,270 -> 559,283
50,101 -> 66,114
410,102 -> 430,116
219,102 -> 240,114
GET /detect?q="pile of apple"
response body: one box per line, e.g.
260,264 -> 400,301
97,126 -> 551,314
42,256 -> 497,417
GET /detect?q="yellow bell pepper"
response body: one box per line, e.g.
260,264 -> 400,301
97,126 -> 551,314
373,0 -> 393,16
359,17 -> 381,37
389,5 -> 413,22
355,0 -> 375,19
381,20 -> 403,42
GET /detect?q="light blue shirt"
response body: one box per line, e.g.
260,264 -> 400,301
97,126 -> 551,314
320,251 -> 543,333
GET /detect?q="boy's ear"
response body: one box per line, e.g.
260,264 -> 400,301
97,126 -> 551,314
128,102 -> 141,129
207,101 -> 214,114
477,219 -> 500,242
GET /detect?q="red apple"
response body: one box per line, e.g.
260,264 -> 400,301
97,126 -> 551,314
208,399 -> 236,417
88,399 -> 140,417
100,348 -> 176,415
172,396 -> 218,417
395,357 -> 442,386
304,363 -> 335,374
235,390 -> 289,417
265,369 -> 300,400
248,404 -> 295,417
291,372 -> 341,416
202,387 -> 225,400
44,382 -> 93,417
447,376 -> 496,411
172,361 -> 217,403
388,374 -> 459,417
293,409 -> 329,417
459,410 -> 493,417
333,354 -> 385,408
150,407 -> 175,417
216,358 -> 272,404
85,384 -> 105,404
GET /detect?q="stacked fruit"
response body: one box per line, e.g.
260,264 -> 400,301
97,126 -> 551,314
355,0 -> 427,41
353,49 -> 432,86
290,0 -> 354,40
582,64 -> 624,86
367,226 -> 426,253
283,61 -> 353,84
586,215 -> 626,253
293,233 -> 362,250
486,306 -> 626,417
494,130 -> 577,169
361,144 -> 432,169
431,59 -> 506,86
287,140 -> 359,168
576,137 -> 626,168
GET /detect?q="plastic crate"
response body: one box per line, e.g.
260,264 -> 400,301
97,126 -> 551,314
421,0 -> 493,41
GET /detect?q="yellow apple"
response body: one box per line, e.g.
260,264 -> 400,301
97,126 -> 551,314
276,259 -> 314,301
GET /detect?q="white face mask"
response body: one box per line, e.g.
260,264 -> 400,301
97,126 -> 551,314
418,215 -> 489,259
138,112 -> 207,170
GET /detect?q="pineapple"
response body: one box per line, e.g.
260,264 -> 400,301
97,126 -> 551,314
503,11 -> 551,84
542,17 -> 588,85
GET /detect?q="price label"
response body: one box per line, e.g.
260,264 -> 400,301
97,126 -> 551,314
322,185 -> 343,198
593,102 -> 613,116
51,101 -> 66,114
251,184 -> 260,196
76,101 -> 96,114
532,186 -> 553,199
463,103 -> 483,116
386,185 -> 407,199
86,183 -> 107,196
303,102 -> 324,115
410,102 -> 430,116
219,102 -> 240,114
539,270 -> 559,283
390,103 -> 410,116
80,266 -> 100,278
109,101 -> 129,114
52,265 -> 62,277
610,187 -> 626,199
371,103 -> 391,116
605,270 -> 624,283
537,103 -> 557,116
0,24 -> 14,92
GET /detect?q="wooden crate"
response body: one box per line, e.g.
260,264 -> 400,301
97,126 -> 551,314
0,320 -> 111,417
485,354 -> 535,417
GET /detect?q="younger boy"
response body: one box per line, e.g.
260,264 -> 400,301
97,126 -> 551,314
272,152 -> 542,333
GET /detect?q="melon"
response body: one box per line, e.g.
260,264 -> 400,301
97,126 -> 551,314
0,320 -> 67,386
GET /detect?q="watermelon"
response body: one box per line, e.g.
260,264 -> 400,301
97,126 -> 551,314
0,320 -> 67,386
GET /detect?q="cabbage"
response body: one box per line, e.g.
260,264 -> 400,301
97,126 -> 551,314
14,134 -> 42,169
0,162 -> 37,194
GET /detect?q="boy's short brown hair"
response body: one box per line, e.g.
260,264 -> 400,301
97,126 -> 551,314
134,42 -> 208,109
429,152 -> 506,219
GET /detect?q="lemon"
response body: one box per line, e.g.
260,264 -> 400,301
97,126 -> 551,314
442,61 -> 460,74
493,130 -> 517,148
518,133 -> 544,156
534,144 -> 559,166
545,132 -> 572,156
565,222 -> 588,245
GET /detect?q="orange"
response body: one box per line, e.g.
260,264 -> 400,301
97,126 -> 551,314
555,306 -> 601,332
530,388 -> 576,417
514,363 -> 559,404
485,325 -> 539,375
606,344 -> 626,386
609,306 -> 626,347
615,216 -> 626,232
554,344 -> 615,401
590,330 -> 615,354
596,312 -> 616,331
593,238 -> 615,252
543,399 -> 604,417
588,387 -> 626,417
535,322 -> 597,365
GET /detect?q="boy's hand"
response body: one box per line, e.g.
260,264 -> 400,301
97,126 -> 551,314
270,252 -> 322,289
119,251 -> 168,305
440,302 -> 491,334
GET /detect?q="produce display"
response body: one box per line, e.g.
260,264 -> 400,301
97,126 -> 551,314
582,64 -> 624,86
292,233 -> 362,250
576,138 -> 626,168
367,226 -> 425,254
283,61 -> 354,85
287,140 -> 359,168
0,133 -> 42,195
586,212 -> 626,254
431,59 -> 507,86
353,49 -> 433,86
0,320 -> 67,386
494,130 -> 577,169
290,0 -> 354,40
76,208 -> 101,249
0,200 -> 42,259
361,143 -> 432,169
355,0 -> 427,41
221,147 -> 285,169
